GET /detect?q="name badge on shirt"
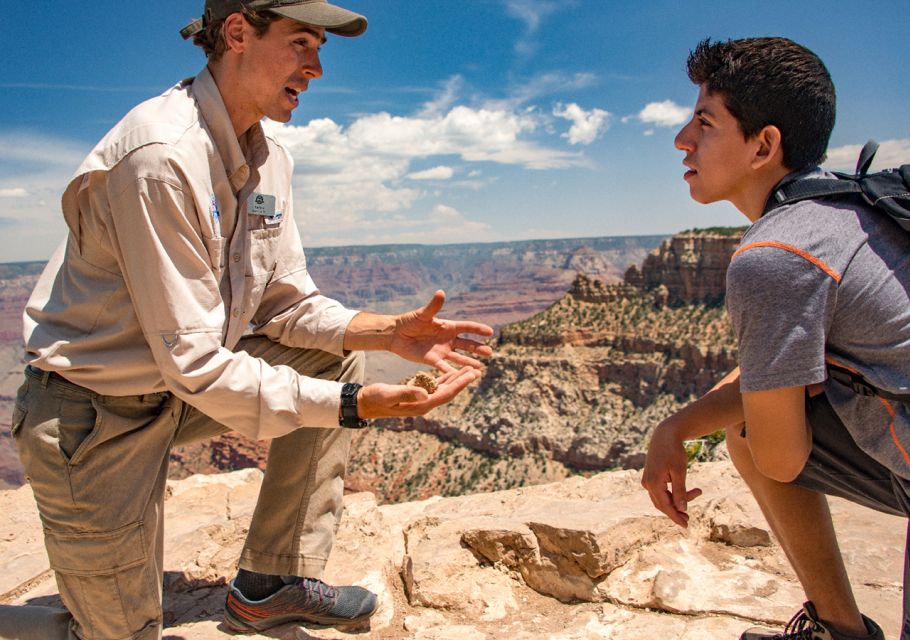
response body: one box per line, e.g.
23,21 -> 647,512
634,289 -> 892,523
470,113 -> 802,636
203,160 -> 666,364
248,192 -> 283,224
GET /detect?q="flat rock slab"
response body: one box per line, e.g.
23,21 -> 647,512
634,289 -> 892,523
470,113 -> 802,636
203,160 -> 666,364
0,461 -> 905,638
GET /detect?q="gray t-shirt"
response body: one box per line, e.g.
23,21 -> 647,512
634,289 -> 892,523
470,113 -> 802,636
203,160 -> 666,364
727,169 -> 910,481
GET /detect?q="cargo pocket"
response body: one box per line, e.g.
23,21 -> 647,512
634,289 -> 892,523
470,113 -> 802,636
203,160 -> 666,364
44,522 -> 161,638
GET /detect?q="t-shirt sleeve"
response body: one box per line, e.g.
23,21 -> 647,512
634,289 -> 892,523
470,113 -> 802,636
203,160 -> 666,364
726,244 -> 839,392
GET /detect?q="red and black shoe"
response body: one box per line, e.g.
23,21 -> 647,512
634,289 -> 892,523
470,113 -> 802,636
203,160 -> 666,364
224,576 -> 378,632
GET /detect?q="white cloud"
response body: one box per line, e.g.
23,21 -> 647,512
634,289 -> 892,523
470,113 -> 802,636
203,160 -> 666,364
553,103 -> 611,145
506,0 -> 556,33
504,0 -> 562,56
823,138 -> 910,172
487,72 -> 597,112
0,132 -> 89,168
505,0 -> 559,32
264,103 -> 586,241
635,100 -> 691,128
0,131 -> 89,260
408,166 -> 455,181
418,75 -> 464,118
308,204 -> 494,246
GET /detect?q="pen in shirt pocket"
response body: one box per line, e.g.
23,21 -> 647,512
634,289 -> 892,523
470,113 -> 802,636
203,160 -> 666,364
210,194 -> 222,239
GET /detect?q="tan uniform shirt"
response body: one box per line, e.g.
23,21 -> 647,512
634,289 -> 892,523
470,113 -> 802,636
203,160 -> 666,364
24,67 -> 358,439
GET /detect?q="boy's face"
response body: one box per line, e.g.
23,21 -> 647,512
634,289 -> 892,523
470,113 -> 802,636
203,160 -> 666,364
674,85 -> 757,209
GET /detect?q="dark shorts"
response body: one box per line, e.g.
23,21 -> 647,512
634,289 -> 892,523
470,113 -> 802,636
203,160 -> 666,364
796,391 -> 910,637
793,392 -> 910,518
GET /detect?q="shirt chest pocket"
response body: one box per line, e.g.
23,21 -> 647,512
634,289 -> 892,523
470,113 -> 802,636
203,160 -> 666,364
247,226 -> 282,282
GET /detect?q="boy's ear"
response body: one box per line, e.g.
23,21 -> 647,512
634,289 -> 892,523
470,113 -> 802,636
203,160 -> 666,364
751,125 -> 784,170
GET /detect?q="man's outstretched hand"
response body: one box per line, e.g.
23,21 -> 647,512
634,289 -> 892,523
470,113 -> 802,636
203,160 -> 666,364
358,367 -> 480,419
390,290 -> 494,373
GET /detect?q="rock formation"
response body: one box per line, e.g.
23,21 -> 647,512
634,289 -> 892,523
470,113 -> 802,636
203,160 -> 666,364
363,229 -> 743,501
624,228 -> 746,306
2,462 -> 904,638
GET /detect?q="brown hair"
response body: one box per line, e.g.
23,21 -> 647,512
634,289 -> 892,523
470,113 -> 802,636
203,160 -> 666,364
192,6 -> 281,61
687,37 -> 836,171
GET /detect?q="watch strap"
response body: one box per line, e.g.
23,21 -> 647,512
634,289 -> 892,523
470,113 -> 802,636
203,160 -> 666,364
339,382 -> 368,428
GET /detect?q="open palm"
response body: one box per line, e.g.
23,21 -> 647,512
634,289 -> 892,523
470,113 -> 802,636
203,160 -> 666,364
390,290 -> 493,372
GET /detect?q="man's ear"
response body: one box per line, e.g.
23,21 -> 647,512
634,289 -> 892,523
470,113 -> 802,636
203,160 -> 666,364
751,125 -> 784,170
223,13 -> 248,54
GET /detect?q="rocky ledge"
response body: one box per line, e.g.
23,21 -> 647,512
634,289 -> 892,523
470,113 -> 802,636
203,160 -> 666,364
1,461 -> 903,638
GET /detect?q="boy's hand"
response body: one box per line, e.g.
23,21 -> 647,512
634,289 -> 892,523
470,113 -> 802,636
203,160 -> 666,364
641,420 -> 703,528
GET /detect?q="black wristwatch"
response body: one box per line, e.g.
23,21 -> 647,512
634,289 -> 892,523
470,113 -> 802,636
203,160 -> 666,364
339,383 -> 368,428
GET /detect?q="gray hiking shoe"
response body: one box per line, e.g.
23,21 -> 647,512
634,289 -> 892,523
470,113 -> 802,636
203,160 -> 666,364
740,601 -> 884,640
224,576 -> 378,632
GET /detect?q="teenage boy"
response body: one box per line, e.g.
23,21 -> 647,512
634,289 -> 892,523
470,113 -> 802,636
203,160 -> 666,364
0,1 -> 494,639
642,37 -> 910,640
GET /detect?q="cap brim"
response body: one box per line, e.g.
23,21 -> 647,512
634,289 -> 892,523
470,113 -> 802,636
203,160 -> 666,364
269,2 -> 367,37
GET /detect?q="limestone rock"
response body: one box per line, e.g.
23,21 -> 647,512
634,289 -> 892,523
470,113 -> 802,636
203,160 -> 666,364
0,461 -> 905,638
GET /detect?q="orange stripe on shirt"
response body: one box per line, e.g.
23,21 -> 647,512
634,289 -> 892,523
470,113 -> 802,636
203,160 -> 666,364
880,397 -> 910,470
733,241 -> 842,283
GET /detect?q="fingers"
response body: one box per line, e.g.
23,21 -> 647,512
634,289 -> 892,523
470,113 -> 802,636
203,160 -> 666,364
670,468 -> 689,514
450,320 -> 494,338
454,337 -> 494,358
435,368 -> 468,385
643,476 -> 689,528
439,350 -> 486,371
642,467 -> 702,529
433,359 -> 456,374
431,367 -> 479,401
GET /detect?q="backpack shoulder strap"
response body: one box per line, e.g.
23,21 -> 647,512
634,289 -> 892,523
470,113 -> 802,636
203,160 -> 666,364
763,140 -> 882,215
764,177 -> 862,215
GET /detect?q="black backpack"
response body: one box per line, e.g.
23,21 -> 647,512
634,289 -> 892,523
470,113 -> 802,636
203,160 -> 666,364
763,141 -> 910,400
764,140 -> 910,227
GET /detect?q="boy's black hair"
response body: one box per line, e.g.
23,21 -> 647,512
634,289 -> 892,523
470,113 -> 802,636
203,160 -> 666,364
687,37 -> 836,171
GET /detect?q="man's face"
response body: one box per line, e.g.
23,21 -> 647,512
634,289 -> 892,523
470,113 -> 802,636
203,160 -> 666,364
235,17 -> 325,124
674,85 -> 756,208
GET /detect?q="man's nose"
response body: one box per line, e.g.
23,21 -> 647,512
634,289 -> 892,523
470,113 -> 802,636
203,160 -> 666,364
303,51 -> 323,79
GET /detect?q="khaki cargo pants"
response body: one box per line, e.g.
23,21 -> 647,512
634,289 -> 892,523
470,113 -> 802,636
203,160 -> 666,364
0,336 -> 363,640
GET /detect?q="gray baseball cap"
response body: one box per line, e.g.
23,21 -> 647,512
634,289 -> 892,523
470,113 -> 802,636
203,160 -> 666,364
180,0 -> 367,40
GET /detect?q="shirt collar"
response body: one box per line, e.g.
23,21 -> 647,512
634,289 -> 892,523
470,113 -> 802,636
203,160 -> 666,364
191,66 -> 269,193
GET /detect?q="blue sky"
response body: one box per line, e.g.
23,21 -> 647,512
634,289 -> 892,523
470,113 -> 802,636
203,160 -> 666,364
1,0 -> 908,262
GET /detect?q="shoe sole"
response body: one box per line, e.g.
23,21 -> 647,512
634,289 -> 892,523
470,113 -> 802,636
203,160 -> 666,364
224,604 -> 378,633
